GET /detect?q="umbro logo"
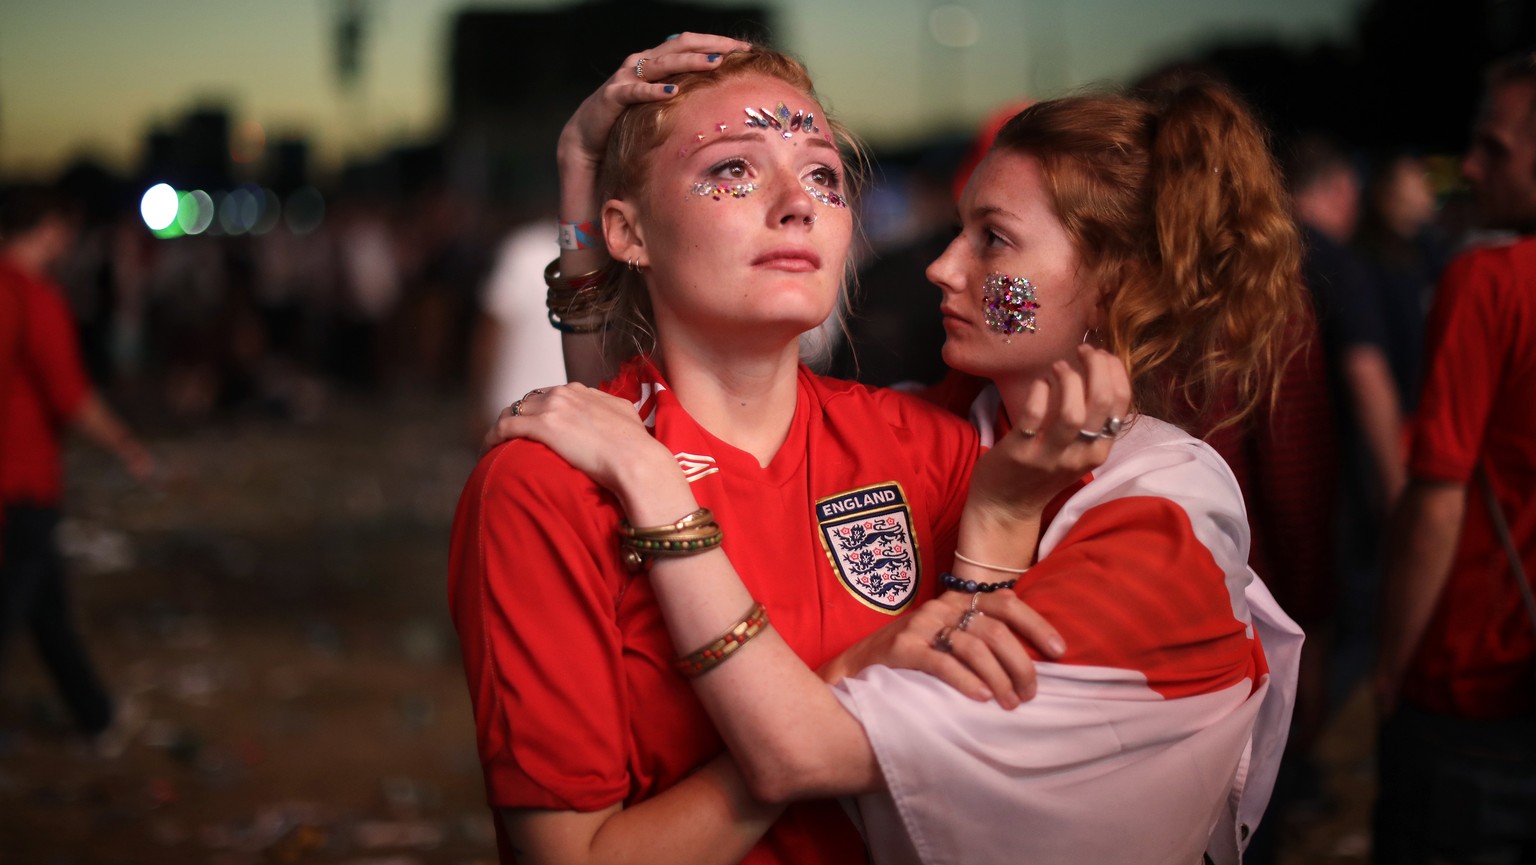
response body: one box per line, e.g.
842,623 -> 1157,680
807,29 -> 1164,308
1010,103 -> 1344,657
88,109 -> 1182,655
675,452 -> 719,483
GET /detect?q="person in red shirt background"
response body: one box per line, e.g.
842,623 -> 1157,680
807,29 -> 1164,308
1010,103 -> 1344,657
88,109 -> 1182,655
0,183 -> 153,744
1374,53 -> 1536,863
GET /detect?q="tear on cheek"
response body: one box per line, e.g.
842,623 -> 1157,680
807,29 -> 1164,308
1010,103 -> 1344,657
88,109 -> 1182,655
982,273 -> 1040,335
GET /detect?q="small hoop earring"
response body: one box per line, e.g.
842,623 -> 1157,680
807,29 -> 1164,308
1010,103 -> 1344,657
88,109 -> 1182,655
628,258 -> 640,272
1082,328 -> 1100,346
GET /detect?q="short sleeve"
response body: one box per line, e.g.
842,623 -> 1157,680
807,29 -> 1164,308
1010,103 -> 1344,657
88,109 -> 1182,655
448,441 -> 631,811
24,284 -> 91,421
1409,252 -> 1502,483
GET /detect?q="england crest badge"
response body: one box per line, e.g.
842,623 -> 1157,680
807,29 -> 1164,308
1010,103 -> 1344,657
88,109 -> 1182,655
815,482 -> 920,613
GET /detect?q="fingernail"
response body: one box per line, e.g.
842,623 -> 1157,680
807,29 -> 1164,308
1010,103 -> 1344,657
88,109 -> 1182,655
707,53 -> 720,62
663,85 -> 676,93
1048,636 -> 1066,655
666,33 -> 680,40
976,686 -> 993,701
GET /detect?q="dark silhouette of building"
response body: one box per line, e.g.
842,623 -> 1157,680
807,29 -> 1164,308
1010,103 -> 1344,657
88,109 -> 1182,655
446,0 -> 771,207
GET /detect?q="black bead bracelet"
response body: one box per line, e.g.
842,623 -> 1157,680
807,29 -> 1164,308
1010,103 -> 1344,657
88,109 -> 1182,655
940,571 -> 1018,594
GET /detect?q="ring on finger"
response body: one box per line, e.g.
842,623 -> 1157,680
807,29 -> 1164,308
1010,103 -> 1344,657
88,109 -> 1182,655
510,399 -> 526,417
635,57 -> 648,79
1101,416 -> 1124,437
522,388 -> 546,402
969,593 -> 984,613
1017,427 -> 1039,438
932,626 -> 956,653
957,609 -> 983,632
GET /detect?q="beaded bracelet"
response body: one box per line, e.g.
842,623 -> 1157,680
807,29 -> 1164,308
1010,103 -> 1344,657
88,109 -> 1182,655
618,507 -> 723,572
940,571 -> 1019,594
674,601 -> 770,677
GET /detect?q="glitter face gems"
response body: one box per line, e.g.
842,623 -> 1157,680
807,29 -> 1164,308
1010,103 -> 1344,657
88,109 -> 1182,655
743,103 -> 820,140
692,181 -> 758,201
982,273 -> 1040,336
803,185 -> 848,209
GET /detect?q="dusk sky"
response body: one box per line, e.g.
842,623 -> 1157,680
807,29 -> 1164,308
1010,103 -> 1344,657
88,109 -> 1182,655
1,0 -> 1368,178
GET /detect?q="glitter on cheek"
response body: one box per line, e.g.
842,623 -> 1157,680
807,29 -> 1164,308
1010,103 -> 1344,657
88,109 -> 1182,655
982,273 -> 1041,336
803,185 -> 848,209
716,123 -> 728,132
692,181 -> 758,200
695,132 -> 706,142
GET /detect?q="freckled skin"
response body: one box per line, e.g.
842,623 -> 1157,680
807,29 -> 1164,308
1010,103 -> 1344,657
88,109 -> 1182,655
621,76 -> 854,346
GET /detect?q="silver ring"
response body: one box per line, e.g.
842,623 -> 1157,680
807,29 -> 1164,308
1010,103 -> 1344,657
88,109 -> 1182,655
1017,427 -> 1039,438
1101,416 -> 1124,437
970,593 -> 983,613
511,388 -> 545,417
1077,429 -> 1106,443
635,57 -> 648,80
957,610 -> 982,632
932,626 -> 955,653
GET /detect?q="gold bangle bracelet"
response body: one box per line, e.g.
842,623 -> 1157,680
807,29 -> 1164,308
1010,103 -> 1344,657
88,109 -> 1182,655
620,508 -> 715,538
673,601 -> 769,677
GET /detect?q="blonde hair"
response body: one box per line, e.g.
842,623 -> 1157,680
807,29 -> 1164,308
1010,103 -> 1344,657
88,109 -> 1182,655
592,48 -> 867,368
993,81 -> 1307,430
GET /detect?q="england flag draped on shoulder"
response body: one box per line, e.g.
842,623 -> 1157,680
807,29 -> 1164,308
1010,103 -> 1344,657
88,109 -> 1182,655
835,385 -> 1302,865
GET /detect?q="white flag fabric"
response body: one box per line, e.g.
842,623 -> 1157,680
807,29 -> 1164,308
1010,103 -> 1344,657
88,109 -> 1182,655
834,408 -> 1302,865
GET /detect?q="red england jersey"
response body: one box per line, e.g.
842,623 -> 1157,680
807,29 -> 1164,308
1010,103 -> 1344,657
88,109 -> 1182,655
449,356 -> 979,864
1404,238 -> 1536,718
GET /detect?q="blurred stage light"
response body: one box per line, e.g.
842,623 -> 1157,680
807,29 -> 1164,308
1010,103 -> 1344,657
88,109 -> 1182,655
206,192 -> 228,236
253,188 -> 281,235
140,183 -> 179,231
179,190 -> 215,235
218,191 -> 245,235
232,120 -> 267,164
221,187 -> 258,235
285,187 -> 326,235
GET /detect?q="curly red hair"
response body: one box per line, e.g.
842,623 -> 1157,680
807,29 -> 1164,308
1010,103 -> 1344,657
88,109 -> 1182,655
994,81 -> 1307,430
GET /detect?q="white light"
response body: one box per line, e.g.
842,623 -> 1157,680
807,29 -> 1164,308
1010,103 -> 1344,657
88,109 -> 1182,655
182,190 -> 215,235
140,183 -> 179,231
221,189 -> 255,235
221,191 -> 247,235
